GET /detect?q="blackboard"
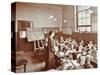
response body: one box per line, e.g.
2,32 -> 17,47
26,28 -> 45,41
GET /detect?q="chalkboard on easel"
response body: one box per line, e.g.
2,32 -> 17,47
26,28 -> 45,42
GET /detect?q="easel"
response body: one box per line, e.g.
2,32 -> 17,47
26,28 -> 45,51
34,40 -> 44,51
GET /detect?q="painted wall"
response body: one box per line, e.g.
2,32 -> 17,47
62,5 -> 75,34
14,2 -> 97,33
91,7 -> 97,32
16,2 -> 63,32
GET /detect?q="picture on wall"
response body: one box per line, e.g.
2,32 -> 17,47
11,2 -> 98,73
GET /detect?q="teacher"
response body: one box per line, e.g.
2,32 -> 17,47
45,31 -> 56,70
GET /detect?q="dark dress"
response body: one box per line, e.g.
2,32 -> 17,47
45,37 -> 56,70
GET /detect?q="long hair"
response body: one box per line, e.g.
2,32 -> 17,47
48,30 -> 53,36
48,30 -> 55,39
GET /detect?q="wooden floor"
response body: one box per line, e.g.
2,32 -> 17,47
16,51 -> 46,73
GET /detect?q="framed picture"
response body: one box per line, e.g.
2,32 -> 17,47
11,2 -> 97,73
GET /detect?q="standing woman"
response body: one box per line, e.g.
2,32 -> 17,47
45,31 -> 56,70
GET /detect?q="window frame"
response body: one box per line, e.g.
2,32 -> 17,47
76,6 -> 92,32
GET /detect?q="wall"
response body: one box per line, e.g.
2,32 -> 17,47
15,2 -> 76,52
72,32 -> 97,44
16,2 -> 76,34
91,7 -> 97,32
16,2 -> 63,32
15,2 -> 64,52
62,5 -> 75,35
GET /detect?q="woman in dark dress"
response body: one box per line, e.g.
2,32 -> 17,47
45,31 -> 56,70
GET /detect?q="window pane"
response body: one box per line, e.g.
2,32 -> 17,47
78,27 -> 91,32
86,11 -> 90,17
82,11 -> 86,18
86,27 -> 91,32
78,6 -> 90,11
82,18 -> 86,25
87,17 -> 91,25
78,13 -> 83,19
77,6 -> 91,32
78,19 -> 83,25
78,19 -> 81,25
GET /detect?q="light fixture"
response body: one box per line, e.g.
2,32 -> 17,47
49,15 -> 54,19
53,18 -> 57,21
89,10 -> 93,14
64,20 -> 67,23
86,10 -> 93,14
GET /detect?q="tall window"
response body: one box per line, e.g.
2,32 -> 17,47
77,6 -> 92,32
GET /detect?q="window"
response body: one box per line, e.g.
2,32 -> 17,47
77,6 -> 92,32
